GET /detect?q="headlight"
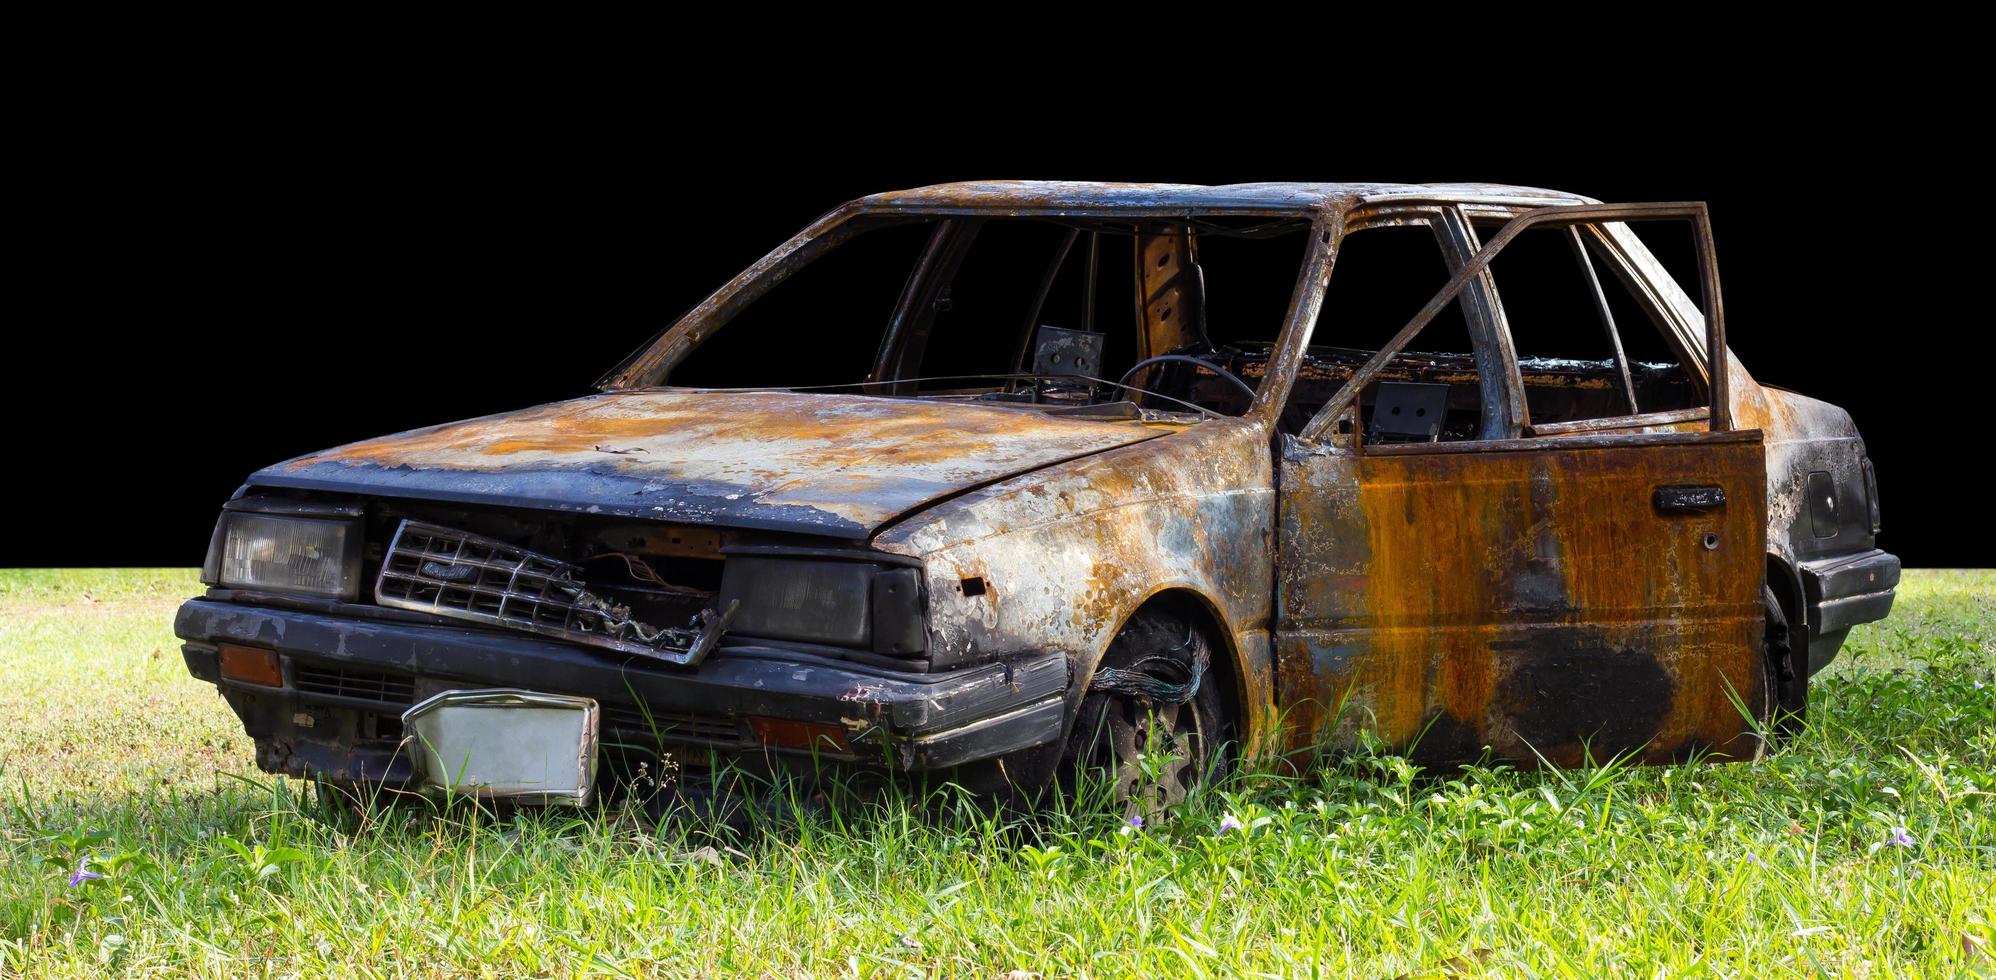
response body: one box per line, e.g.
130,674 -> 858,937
207,510 -> 362,601
717,556 -> 926,657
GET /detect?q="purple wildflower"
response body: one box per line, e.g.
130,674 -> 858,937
1887,827 -> 1915,848
1217,814 -> 1243,834
68,861 -> 103,887
1125,813 -> 1144,831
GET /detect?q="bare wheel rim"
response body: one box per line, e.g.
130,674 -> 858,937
1103,694 -> 1207,815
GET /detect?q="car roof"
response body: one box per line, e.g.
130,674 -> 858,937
858,180 -> 1597,215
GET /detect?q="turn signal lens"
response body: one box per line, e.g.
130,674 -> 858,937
218,644 -> 284,687
746,716 -> 850,753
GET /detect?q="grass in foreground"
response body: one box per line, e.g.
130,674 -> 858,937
1,569 -> 1992,976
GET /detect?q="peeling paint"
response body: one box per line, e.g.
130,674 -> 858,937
256,390 -> 1166,540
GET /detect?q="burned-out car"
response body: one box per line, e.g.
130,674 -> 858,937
177,181 -> 1900,809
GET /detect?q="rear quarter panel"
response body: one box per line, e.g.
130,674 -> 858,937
1730,361 -> 1879,578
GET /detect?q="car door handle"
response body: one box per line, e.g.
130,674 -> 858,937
1653,485 -> 1727,514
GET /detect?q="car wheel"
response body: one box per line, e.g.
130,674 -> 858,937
1763,584 -> 1807,740
1063,608 -> 1232,816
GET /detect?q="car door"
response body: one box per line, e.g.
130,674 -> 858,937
1273,202 -> 1769,767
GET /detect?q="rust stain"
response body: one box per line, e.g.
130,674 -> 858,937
1277,433 -> 1768,766
878,417 -> 1277,747
274,390 -> 1169,532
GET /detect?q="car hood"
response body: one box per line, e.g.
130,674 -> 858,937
253,390 -> 1169,539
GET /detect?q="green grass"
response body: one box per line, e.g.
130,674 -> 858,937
2,570 -> 1991,977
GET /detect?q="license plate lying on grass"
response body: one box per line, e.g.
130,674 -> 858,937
402,689 -> 600,806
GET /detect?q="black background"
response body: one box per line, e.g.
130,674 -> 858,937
10,94 -> 1980,566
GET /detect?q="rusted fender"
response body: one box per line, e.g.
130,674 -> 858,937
874,418 -> 1279,748
1732,361 -> 1877,625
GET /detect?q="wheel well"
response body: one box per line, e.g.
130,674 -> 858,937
1119,590 -> 1243,738
1766,554 -> 1803,631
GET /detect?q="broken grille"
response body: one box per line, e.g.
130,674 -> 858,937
375,520 -> 716,664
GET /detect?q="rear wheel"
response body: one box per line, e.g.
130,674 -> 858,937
1063,609 -> 1233,817
1764,584 -> 1807,739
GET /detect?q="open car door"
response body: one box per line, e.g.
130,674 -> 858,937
1274,203 -> 1770,766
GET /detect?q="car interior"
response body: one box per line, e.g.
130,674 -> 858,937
666,212 -> 1707,441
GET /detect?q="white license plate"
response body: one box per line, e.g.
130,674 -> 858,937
402,689 -> 599,805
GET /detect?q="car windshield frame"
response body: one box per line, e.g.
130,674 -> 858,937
596,201 -> 1339,428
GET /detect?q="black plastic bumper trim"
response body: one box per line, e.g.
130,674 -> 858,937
1799,548 -> 1902,635
174,599 -> 1067,769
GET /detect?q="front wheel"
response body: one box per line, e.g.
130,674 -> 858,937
1062,609 -> 1233,816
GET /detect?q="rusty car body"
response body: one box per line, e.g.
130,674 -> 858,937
176,180 -> 1901,806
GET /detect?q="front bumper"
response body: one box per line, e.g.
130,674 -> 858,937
174,597 -> 1067,784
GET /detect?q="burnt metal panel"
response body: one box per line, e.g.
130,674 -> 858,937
256,390 -> 1166,540
1274,429 -> 1769,767
1742,386 -> 1879,568
1133,226 -> 1205,358
856,180 -> 1591,215
875,417 -> 1278,746
1030,325 -> 1108,378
